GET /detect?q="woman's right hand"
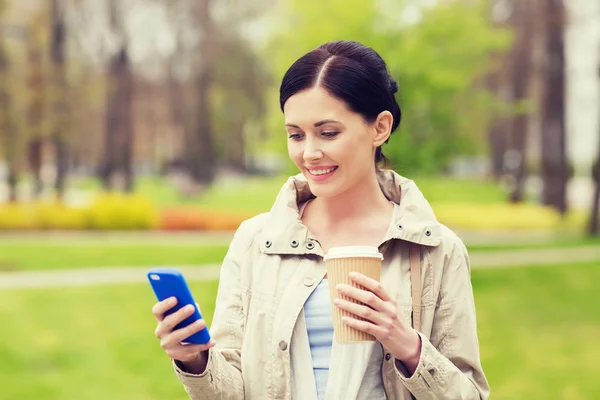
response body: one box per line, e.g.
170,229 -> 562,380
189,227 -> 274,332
152,296 -> 216,374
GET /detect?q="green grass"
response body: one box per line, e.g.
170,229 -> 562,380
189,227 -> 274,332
0,243 -> 228,271
2,234 -> 599,272
467,236 -> 600,252
72,174 -> 511,211
72,175 -> 286,213
473,262 -> 600,399
0,263 -> 598,399
0,281 -> 219,400
414,175 -> 508,204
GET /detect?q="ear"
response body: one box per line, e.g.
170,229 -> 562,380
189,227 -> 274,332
372,110 -> 393,148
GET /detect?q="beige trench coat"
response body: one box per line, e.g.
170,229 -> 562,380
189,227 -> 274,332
174,170 -> 490,399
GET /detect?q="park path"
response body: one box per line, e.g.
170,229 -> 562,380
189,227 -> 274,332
0,245 -> 598,291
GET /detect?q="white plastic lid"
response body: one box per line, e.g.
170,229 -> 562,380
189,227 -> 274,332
323,246 -> 384,261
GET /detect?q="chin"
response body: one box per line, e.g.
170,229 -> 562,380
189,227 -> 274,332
305,181 -> 343,199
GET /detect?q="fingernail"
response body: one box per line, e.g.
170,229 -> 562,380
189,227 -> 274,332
169,297 -> 176,305
187,305 -> 195,312
336,284 -> 343,291
333,298 -> 340,305
349,272 -> 357,278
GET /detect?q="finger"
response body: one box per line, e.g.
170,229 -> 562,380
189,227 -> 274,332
341,315 -> 385,337
167,340 -> 216,362
333,297 -> 386,325
171,319 -> 208,344
156,304 -> 195,337
336,283 -> 385,311
152,297 -> 178,322
349,272 -> 393,302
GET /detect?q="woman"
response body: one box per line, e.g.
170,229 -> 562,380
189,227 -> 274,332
152,40 -> 490,399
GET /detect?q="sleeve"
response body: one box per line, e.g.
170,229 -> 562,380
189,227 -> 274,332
394,241 -> 490,399
172,221 -> 253,399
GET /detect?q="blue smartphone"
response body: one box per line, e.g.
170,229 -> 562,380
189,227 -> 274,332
147,267 -> 211,345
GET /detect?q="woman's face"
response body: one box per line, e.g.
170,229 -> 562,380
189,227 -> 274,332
284,87 -> 390,199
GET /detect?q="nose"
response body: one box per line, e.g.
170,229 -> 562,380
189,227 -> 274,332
303,137 -> 323,162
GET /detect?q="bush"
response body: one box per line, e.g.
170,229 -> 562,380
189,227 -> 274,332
0,194 -> 159,231
35,203 -> 89,230
87,193 -> 159,230
159,207 -> 251,231
433,202 -> 586,230
0,203 -> 38,229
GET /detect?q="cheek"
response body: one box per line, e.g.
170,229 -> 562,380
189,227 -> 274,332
287,142 -> 303,164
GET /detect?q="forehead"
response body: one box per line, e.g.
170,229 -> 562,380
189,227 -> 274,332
283,87 -> 356,125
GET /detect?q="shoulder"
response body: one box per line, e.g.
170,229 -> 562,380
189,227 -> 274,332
428,224 -> 470,272
231,213 -> 270,250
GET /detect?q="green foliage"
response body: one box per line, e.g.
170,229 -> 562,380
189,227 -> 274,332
261,0 -> 511,174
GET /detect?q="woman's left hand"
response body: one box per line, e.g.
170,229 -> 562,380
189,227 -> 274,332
334,272 -> 422,372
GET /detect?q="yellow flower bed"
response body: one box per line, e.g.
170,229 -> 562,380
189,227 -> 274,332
0,198 -> 589,231
432,202 -> 587,230
0,194 -> 159,230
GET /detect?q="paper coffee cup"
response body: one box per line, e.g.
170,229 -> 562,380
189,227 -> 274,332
324,246 -> 383,343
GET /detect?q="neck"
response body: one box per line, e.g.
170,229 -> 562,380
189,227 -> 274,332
313,170 -> 391,225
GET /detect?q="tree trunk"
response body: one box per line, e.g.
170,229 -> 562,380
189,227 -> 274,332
590,161 -> 600,235
27,139 -> 43,198
588,62 -> 600,236
51,0 -> 69,201
102,0 -> 134,192
0,31 -> 17,203
184,0 -> 216,185
502,0 -> 534,203
54,136 -> 69,199
540,0 -> 567,214
27,30 -> 45,199
7,164 -> 17,203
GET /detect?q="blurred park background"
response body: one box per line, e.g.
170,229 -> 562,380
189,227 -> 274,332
0,0 -> 599,398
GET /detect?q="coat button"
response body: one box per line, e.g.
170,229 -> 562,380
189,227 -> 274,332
385,353 -> 391,361
279,340 -> 288,351
290,240 -> 299,248
306,241 -> 315,250
265,240 -> 272,248
303,276 -> 315,287
397,224 -> 403,230
425,230 -> 431,237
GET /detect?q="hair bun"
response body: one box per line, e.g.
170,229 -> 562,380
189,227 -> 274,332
388,78 -> 398,94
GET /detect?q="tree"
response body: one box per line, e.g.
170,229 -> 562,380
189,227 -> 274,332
101,0 -> 134,192
180,0 -> 217,185
26,10 -> 47,199
539,0 -> 568,213
0,23 -> 19,202
263,0 -> 510,174
50,0 -> 70,200
589,57 -> 600,236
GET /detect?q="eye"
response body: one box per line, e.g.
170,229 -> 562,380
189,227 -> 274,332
322,131 -> 339,138
288,132 -> 304,141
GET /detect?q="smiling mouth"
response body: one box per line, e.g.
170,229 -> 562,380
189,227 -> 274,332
306,166 -> 338,176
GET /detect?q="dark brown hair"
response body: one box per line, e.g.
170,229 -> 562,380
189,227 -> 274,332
279,40 -> 401,166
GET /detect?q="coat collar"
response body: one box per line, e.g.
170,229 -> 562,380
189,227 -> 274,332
259,169 -> 442,257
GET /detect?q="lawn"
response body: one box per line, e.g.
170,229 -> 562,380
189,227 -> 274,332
73,175 -> 287,214
73,174 -> 509,210
0,243 -> 228,271
1,235 -> 599,272
1,262 -> 598,399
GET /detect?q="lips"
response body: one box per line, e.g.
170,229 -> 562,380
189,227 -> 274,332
306,166 -> 338,176
305,166 -> 338,182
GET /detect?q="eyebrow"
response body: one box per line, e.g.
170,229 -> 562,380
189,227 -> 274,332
285,119 -> 342,129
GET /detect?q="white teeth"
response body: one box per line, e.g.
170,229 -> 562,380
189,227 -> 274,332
309,167 -> 336,175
